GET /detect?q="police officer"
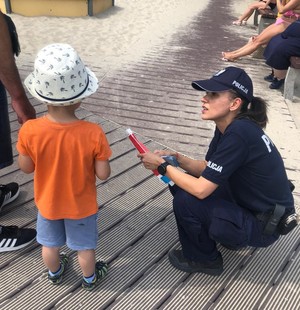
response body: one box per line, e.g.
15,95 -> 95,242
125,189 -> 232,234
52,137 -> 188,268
138,66 -> 296,276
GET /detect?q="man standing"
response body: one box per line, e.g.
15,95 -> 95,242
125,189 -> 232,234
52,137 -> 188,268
0,10 -> 36,252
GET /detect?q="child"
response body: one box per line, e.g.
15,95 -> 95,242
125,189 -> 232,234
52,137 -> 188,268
17,43 -> 112,291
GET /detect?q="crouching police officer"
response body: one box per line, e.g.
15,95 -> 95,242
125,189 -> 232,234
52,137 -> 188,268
138,67 -> 298,276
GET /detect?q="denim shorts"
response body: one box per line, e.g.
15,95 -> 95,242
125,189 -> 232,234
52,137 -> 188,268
0,81 -> 13,169
37,212 -> 99,251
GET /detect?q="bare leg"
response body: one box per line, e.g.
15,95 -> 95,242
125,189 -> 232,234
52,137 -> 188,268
234,2 -> 271,24
222,37 -> 256,59
78,249 -> 96,277
274,69 -> 287,80
223,22 -> 288,61
42,246 -> 61,272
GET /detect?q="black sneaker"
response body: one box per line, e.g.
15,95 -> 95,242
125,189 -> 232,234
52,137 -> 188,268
264,73 -> 274,82
269,78 -> 285,89
168,249 -> 223,276
48,253 -> 69,285
81,261 -> 108,291
0,183 -> 20,212
0,225 -> 36,252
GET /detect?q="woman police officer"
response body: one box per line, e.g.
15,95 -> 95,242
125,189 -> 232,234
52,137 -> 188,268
138,66 -> 295,276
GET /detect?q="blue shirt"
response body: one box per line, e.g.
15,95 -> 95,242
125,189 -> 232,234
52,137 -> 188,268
202,119 -> 294,213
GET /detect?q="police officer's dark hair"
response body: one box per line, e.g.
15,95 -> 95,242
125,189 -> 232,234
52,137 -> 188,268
229,90 -> 268,129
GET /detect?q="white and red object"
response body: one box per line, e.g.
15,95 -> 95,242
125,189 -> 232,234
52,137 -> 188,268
126,128 -> 174,186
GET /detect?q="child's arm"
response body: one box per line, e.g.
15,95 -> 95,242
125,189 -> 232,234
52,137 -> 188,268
18,154 -> 35,174
95,160 -> 111,180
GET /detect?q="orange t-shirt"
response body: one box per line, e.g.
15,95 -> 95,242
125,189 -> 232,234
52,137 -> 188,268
17,116 -> 112,220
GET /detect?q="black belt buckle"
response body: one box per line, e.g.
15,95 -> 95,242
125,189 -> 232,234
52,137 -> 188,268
278,213 -> 299,235
263,204 -> 285,235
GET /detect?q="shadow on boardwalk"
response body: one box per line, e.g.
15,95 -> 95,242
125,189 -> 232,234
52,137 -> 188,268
1,0 -> 300,308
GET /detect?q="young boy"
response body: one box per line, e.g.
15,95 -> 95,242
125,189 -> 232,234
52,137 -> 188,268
17,43 -> 112,290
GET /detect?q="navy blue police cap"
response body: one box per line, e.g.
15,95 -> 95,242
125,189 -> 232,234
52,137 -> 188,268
192,66 -> 253,103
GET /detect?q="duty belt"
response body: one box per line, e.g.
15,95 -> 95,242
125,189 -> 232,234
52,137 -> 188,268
256,204 -> 298,236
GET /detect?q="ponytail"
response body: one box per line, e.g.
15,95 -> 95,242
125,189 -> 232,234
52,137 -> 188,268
236,96 -> 268,128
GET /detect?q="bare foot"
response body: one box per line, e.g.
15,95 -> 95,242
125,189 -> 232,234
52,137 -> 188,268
232,20 -> 242,25
221,52 -> 236,62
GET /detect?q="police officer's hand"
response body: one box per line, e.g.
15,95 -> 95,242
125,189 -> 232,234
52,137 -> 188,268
153,149 -> 173,157
137,151 -> 165,171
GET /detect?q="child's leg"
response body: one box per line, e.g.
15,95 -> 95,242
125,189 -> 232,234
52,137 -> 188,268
78,249 -> 96,277
42,246 -> 61,272
79,249 -> 108,290
42,246 -> 69,284
36,212 -> 68,284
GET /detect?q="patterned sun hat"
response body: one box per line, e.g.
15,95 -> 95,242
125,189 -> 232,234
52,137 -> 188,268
24,43 -> 98,105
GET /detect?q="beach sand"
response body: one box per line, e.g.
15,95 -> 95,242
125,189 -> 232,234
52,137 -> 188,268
12,0 -> 211,72
10,0 -> 257,75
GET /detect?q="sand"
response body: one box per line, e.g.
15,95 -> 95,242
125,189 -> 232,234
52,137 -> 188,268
12,0 -> 210,72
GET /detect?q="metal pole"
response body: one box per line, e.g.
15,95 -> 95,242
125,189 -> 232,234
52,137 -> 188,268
4,0 -> 12,13
87,0 -> 93,16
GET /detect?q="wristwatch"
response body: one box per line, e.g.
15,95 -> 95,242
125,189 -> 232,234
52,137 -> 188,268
157,162 -> 170,176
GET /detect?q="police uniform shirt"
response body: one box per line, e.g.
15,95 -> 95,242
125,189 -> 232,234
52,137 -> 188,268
202,119 -> 294,213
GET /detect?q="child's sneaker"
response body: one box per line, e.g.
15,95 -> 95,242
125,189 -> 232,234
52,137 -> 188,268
81,261 -> 108,291
0,226 -> 36,252
48,253 -> 69,285
0,183 -> 20,212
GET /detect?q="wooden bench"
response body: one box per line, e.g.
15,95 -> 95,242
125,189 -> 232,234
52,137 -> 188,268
284,56 -> 300,101
254,8 -> 277,33
0,0 -> 114,16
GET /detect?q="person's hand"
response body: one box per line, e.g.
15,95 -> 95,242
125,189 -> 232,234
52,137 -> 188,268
137,151 -> 165,171
11,96 -> 36,124
153,149 -> 174,157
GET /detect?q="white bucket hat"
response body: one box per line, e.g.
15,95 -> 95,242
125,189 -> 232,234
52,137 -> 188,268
24,43 -> 98,106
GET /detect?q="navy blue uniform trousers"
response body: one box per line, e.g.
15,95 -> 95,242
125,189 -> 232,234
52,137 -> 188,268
170,185 -> 279,262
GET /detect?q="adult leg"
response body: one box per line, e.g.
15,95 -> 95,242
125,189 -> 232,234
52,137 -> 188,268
223,22 -> 287,61
0,81 -> 36,252
168,186 -> 224,275
234,2 -> 268,24
265,36 -> 298,88
170,186 -> 278,261
170,185 -> 220,262
273,69 -> 288,80
0,81 -> 13,169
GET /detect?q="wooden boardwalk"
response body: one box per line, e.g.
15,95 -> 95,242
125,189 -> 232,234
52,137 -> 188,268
1,0 -> 300,308
1,77 -> 299,309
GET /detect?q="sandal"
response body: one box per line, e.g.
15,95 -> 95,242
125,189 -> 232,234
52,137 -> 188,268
232,20 -> 242,25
